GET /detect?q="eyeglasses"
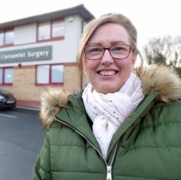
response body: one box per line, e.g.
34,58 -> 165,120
83,44 -> 134,60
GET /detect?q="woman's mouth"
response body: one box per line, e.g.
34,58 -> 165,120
98,70 -> 117,76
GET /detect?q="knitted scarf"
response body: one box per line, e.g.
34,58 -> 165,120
82,72 -> 145,159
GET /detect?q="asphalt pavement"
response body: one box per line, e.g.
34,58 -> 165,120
0,107 -> 45,180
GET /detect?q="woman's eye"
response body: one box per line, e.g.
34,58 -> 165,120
88,47 -> 102,53
112,46 -> 123,51
91,48 -> 101,52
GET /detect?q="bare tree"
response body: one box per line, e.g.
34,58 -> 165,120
143,35 -> 181,68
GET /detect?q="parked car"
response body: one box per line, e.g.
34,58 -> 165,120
0,87 -> 16,110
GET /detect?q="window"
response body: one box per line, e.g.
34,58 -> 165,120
36,64 -> 64,85
0,67 -> 13,85
0,30 -> 14,46
38,22 -> 51,41
51,65 -> 63,83
0,32 -> 4,46
5,30 -> 14,44
52,20 -> 64,38
38,20 -> 64,41
0,68 -> 2,84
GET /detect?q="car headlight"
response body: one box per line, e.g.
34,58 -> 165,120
0,95 -> 5,100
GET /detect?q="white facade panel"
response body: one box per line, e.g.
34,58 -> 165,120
14,24 -> 37,45
63,15 -> 83,62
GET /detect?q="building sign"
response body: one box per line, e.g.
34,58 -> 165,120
0,46 -> 52,63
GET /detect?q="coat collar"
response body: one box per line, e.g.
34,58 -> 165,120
136,64 -> 181,102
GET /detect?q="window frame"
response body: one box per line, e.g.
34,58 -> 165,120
0,29 -> 14,47
37,19 -> 65,42
0,67 -> 13,86
36,64 -> 64,86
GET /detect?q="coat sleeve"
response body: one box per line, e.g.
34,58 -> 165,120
32,128 -> 52,180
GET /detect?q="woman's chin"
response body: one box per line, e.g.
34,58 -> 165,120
94,86 -> 119,94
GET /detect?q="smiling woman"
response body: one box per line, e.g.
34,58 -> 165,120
32,11 -> 181,180
0,87 -> 16,110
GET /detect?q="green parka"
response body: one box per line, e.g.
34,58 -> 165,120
33,65 -> 181,180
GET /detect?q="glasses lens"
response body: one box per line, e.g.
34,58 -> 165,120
84,46 -> 103,60
110,45 -> 131,59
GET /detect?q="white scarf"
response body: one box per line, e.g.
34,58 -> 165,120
82,73 -> 144,159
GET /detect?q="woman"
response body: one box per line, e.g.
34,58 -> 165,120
33,13 -> 181,180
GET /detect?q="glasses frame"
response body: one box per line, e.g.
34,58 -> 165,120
83,44 -> 135,60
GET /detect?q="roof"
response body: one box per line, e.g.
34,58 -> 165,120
0,4 -> 95,30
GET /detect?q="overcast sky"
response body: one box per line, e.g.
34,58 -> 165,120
1,0 -> 181,48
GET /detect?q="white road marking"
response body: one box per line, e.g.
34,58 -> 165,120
0,113 -> 16,118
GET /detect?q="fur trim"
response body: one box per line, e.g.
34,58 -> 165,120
135,64 -> 181,102
40,87 -> 69,127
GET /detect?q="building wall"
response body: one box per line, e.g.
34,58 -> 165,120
5,62 -> 81,108
1,14 -> 85,108
1,15 -> 83,67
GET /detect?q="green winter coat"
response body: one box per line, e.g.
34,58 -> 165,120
33,65 -> 181,180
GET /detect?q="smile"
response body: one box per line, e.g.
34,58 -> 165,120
98,71 -> 117,76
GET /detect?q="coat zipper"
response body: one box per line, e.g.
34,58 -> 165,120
54,116 -> 119,180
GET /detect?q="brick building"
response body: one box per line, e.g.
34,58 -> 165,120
0,4 -> 94,108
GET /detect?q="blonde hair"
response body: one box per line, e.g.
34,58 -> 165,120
77,13 -> 143,73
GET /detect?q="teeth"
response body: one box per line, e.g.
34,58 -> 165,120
99,71 -> 116,76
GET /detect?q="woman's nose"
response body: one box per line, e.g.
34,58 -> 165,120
101,49 -> 114,64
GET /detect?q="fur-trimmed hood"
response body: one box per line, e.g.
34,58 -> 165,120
40,64 -> 181,127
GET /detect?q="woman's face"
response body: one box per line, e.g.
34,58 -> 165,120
83,23 -> 136,94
